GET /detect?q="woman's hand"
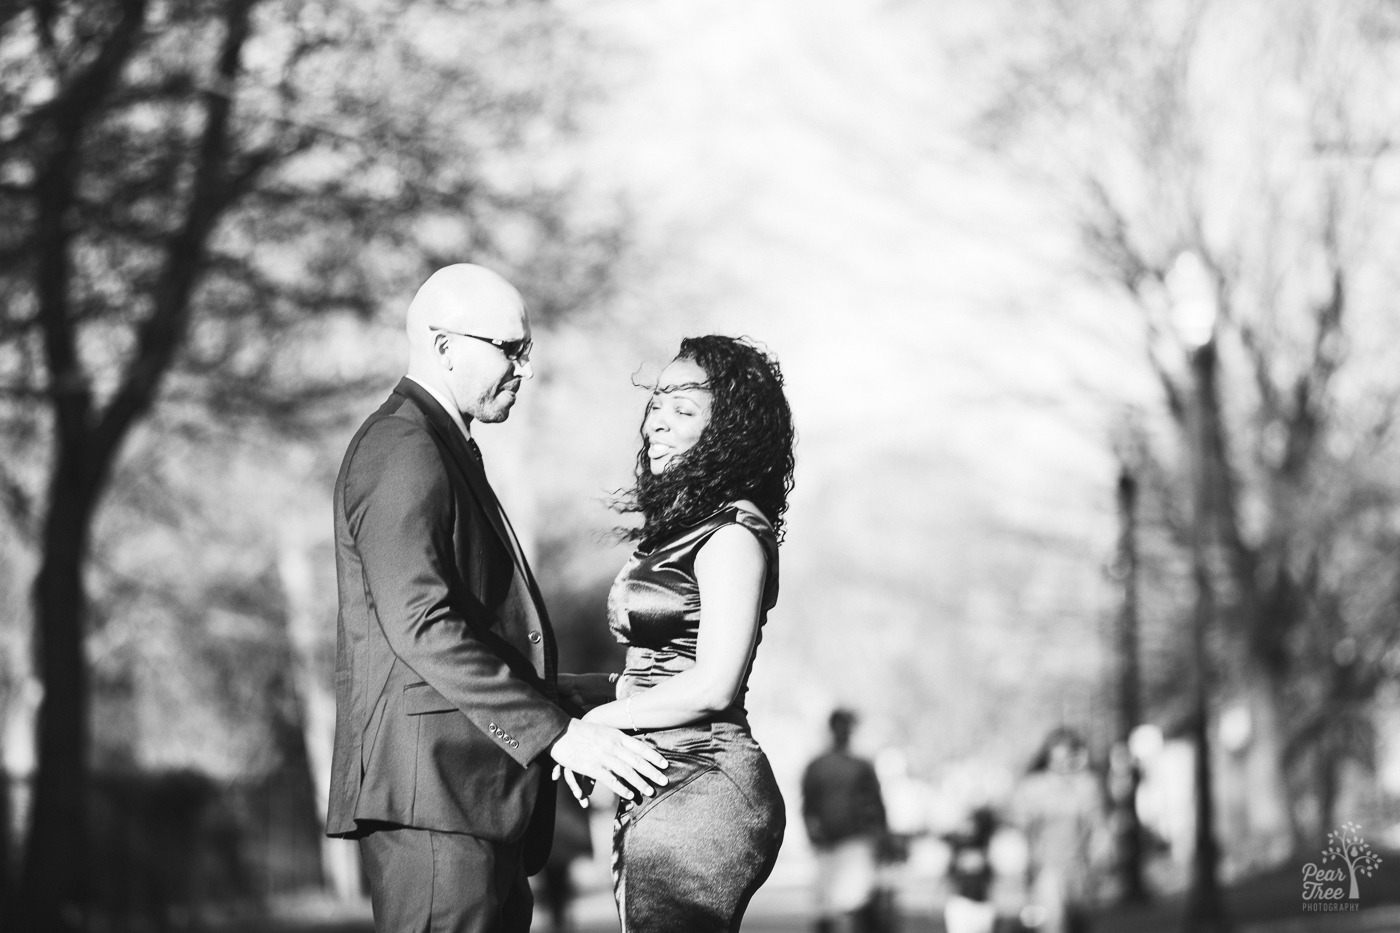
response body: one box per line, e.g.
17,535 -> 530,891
557,672 -> 619,712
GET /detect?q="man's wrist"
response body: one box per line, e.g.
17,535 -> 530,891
540,718 -> 574,764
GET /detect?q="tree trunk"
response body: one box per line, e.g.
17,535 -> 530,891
1234,664 -> 1296,862
1114,467 -> 1148,903
1317,740 -> 1337,848
17,443 -> 97,932
1195,338 -> 1298,867
0,688 -> 9,916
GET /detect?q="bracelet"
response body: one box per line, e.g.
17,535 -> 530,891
626,695 -> 639,732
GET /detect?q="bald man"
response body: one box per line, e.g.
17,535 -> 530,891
326,265 -> 668,932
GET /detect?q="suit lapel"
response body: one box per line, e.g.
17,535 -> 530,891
391,379 -> 556,680
493,506 -> 558,682
393,379 -> 514,554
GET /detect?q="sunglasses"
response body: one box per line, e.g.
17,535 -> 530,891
431,327 -> 532,364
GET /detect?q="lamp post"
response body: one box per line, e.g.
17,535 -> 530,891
1113,462 -> 1149,903
1167,251 -> 1230,932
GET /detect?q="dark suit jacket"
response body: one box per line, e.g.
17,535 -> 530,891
326,378 -> 572,873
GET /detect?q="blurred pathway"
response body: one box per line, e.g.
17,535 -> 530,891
235,878 -> 1400,933
223,844 -> 1400,933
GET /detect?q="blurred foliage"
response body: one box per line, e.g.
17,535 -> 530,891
0,0 -> 622,495
0,0 -> 627,923
976,0 -> 1400,853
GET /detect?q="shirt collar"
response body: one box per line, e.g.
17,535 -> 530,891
406,375 -> 473,445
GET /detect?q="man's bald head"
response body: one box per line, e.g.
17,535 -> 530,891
405,264 -> 532,423
406,264 -> 526,358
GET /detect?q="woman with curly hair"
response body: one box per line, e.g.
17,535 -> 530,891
577,334 -> 795,932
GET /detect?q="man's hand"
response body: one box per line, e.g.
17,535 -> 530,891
549,720 -> 668,804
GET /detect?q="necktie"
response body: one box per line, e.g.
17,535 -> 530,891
462,432 -> 549,677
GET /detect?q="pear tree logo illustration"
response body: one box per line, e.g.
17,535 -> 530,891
1302,822 -> 1383,908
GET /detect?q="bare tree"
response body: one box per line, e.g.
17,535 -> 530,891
0,0 -> 621,926
975,0 -> 1400,863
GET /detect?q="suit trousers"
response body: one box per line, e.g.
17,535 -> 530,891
359,824 -> 533,933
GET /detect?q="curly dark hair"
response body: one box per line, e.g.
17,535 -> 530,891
615,335 -> 796,548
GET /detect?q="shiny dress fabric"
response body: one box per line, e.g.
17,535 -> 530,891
607,505 -> 786,932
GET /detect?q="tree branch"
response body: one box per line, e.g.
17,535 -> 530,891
0,310 -> 40,343
0,383 -> 48,399
92,0 -> 258,475
1280,237 -> 1346,478
32,0 -> 150,475
0,459 -> 37,540
22,0 -> 152,148
1236,320 -> 1283,422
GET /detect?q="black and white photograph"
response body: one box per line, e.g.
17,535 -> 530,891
3,1 -> 1400,932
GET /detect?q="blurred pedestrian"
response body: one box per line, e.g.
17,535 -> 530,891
873,748 -> 928,932
566,336 -> 795,932
942,806 -> 998,933
325,264 -> 668,933
1012,727 -> 1106,933
802,708 -> 889,933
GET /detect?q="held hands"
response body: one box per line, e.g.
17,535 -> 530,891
549,719 -> 668,807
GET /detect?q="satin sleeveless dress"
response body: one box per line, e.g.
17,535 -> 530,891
606,504 -> 786,932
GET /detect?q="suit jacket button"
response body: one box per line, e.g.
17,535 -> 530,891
528,631 -> 542,644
